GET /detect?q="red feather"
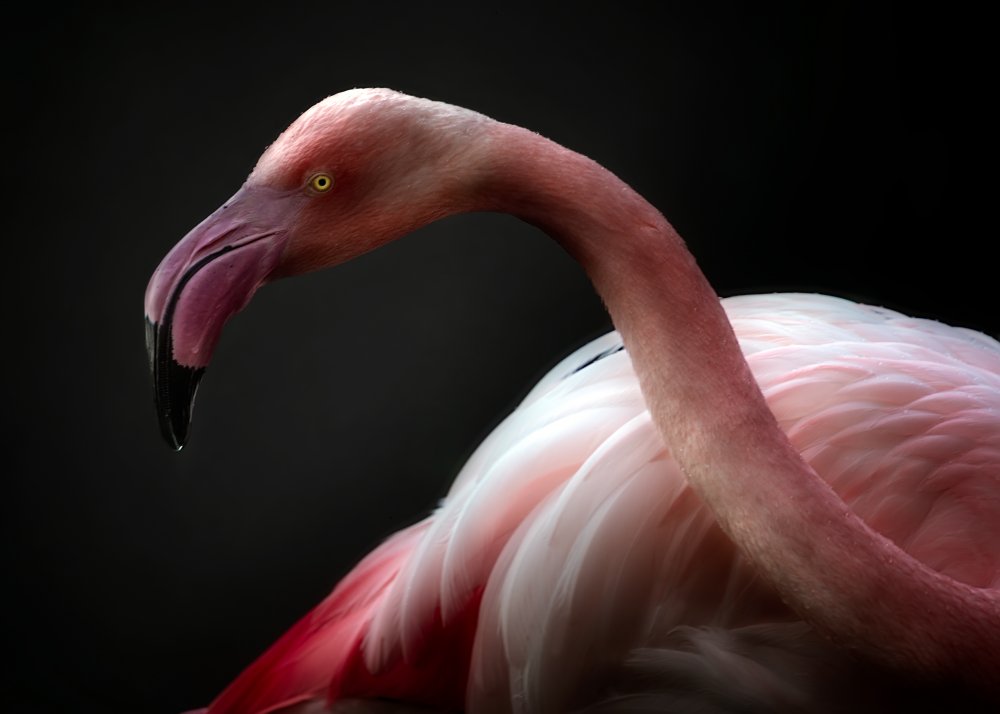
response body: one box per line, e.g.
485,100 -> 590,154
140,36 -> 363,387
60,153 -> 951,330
205,522 -> 478,713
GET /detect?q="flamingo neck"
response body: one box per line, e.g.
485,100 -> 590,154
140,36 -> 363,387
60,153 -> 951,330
474,121 -> 999,689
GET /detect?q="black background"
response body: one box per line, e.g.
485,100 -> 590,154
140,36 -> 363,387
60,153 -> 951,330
6,3 -> 994,712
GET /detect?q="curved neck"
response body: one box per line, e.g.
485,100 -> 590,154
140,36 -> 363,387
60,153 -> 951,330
475,121 -> 999,690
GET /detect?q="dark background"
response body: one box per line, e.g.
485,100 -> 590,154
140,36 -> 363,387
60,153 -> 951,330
6,3 -> 993,712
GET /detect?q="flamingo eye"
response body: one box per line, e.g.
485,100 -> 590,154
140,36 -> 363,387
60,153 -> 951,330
308,173 -> 334,193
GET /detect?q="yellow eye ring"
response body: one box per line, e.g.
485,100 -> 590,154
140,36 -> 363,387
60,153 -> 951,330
308,173 -> 334,192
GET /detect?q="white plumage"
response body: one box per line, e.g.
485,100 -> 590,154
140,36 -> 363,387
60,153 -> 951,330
351,293 -> 1000,711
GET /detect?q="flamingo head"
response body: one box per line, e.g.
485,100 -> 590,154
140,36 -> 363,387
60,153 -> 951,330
145,88 -> 489,449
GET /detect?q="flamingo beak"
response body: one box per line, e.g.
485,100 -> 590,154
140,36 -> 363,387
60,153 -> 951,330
144,185 -> 303,449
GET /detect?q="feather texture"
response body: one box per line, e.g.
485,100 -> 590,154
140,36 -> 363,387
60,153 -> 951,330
205,293 -> 1000,712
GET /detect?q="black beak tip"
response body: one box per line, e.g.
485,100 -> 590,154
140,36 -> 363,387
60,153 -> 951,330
146,318 -> 204,451
163,409 -> 192,452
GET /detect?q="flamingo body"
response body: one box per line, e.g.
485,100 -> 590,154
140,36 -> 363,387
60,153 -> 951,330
202,294 -> 1000,713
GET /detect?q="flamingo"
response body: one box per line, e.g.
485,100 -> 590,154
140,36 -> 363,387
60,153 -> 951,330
145,89 -> 1000,712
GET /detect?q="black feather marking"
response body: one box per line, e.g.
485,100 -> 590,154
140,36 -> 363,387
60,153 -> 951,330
569,343 -> 625,376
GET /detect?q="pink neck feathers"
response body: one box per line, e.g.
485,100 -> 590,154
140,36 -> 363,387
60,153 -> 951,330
473,119 -> 1000,689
